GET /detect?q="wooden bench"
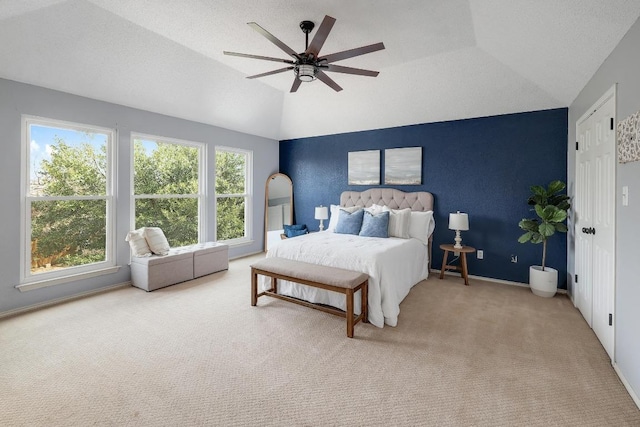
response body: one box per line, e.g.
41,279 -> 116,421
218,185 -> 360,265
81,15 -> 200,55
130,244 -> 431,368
250,257 -> 369,338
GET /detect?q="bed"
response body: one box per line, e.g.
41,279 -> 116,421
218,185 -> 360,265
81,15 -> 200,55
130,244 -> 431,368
262,188 -> 435,328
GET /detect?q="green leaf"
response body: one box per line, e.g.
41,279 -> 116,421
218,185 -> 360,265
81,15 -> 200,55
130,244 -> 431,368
539,222 -> 555,237
547,180 -> 565,194
530,233 -> 544,244
531,185 -> 546,196
549,209 -> 567,223
555,223 -> 568,233
519,219 -> 539,231
518,232 -> 533,243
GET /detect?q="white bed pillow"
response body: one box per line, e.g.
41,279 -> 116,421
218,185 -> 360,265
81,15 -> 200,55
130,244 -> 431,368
382,206 -> 411,238
408,211 -> 435,245
364,204 -> 385,215
143,227 -> 171,255
327,205 -> 360,232
125,228 -> 152,257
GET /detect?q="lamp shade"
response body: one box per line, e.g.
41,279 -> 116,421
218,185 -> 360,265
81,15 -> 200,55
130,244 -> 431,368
315,206 -> 329,220
448,212 -> 469,231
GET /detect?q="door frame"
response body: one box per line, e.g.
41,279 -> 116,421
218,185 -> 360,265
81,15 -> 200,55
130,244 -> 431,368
574,83 -> 617,361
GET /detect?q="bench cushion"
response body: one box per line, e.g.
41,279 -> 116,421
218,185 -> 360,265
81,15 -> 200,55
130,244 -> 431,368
251,257 -> 368,289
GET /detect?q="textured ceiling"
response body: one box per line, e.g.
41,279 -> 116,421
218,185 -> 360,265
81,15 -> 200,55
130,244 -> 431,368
1,0 -> 639,140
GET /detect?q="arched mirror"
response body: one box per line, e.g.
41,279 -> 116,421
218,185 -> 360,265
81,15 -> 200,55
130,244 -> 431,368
264,173 -> 293,252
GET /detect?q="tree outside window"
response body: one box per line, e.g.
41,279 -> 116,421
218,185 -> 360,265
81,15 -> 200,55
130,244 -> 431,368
132,135 -> 204,247
216,148 -> 251,241
24,118 -> 114,279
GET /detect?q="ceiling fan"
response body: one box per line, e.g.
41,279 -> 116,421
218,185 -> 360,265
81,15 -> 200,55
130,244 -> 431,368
223,15 -> 385,93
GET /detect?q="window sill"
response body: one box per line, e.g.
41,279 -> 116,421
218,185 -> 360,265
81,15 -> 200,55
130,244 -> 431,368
16,266 -> 121,292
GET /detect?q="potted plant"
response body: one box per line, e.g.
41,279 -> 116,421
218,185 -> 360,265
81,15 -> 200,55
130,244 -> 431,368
518,180 -> 571,297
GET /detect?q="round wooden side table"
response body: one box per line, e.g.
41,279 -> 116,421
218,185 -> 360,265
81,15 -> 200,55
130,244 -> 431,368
439,243 -> 476,286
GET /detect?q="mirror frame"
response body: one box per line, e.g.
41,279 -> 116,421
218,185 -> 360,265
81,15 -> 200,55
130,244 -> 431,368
264,172 -> 293,252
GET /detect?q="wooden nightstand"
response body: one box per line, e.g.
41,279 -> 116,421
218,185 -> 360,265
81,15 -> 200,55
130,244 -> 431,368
439,244 -> 476,286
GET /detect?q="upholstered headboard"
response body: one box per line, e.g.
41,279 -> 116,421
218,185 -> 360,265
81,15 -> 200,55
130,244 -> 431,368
340,188 -> 434,212
340,188 -> 435,268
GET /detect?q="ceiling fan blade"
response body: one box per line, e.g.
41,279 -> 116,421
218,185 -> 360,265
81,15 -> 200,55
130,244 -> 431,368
305,15 -> 336,57
290,78 -> 302,93
316,71 -> 343,92
320,42 -> 385,64
246,67 -> 293,79
248,22 -> 299,59
325,64 -> 379,77
224,51 -> 295,64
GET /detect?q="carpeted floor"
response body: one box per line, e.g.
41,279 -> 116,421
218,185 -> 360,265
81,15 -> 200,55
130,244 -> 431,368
1,254 -> 638,426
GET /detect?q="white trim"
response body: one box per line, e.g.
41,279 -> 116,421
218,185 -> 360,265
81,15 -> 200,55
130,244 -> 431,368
574,83 -> 617,362
130,132 -> 206,243
16,266 -> 121,292
576,84 -> 617,126
614,363 -> 640,410
222,238 -> 255,248
229,249 -> 264,260
20,115 -> 116,286
214,146 -> 253,242
431,270 -> 568,294
3,281 -> 131,319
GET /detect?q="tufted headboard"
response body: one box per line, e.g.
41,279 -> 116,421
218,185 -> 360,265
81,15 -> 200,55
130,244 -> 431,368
340,188 -> 434,212
340,188 -> 435,268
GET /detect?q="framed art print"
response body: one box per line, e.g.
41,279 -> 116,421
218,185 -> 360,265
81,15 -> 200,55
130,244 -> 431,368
348,150 -> 380,185
385,147 -> 422,185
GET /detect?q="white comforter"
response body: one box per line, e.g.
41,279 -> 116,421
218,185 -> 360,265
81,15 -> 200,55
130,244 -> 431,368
263,232 -> 429,328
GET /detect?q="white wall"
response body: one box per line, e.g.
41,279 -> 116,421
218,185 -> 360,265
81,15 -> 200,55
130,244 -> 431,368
568,18 -> 640,401
0,78 -> 279,314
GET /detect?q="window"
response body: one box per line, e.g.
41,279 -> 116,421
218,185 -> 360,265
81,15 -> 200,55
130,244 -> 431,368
132,133 -> 205,247
216,147 -> 252,243
21,117 -> 115,286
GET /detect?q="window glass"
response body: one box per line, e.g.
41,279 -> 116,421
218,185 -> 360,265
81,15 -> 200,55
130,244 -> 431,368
25,120 -> 113,278
216,148 -> 251,242
133,135 -> 203,247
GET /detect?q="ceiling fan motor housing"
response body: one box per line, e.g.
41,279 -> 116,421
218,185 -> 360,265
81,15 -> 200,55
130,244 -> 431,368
295,63 -> 317,82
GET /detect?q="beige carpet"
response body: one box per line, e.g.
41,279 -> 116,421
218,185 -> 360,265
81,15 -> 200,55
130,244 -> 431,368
1,254 -> 638,426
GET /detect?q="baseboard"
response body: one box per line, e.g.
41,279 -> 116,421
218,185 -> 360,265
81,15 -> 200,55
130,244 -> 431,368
230,250 -> 264,260
614,363 -> 640,410
430,270 -> 567,294
0,281 -> 131,320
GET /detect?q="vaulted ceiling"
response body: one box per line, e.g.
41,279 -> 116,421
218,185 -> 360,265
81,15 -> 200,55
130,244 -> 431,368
1,1 -> 640,141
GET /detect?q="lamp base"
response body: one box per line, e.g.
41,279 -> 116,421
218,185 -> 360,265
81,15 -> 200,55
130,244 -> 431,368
453,230 -> 463,249
318,219 -> 325,232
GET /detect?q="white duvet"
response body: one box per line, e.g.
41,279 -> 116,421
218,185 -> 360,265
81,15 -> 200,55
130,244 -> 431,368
263,232 -> 429,328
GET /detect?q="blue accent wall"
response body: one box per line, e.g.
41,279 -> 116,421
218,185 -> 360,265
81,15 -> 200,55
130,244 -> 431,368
280,108 -> 568,287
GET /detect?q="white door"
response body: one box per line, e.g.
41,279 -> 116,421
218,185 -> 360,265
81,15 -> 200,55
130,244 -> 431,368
575,86 -> 616,360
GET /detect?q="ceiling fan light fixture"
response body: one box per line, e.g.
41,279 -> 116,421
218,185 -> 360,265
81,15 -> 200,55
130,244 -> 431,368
296,64 -> 317,82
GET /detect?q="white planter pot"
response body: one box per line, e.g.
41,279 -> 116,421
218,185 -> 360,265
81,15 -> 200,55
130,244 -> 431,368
529,266 -> 558,298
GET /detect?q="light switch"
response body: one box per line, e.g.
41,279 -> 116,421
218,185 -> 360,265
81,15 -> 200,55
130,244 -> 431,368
622,186 -> 629,206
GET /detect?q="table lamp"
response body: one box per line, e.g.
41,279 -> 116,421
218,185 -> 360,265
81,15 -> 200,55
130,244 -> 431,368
448,211 -> 469,249
315,205 -> 329,231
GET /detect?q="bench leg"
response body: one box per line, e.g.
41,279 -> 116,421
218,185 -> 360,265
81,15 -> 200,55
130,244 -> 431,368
251,269 -> 257,306
346,288 -> 354,338
361,282 -> 368,323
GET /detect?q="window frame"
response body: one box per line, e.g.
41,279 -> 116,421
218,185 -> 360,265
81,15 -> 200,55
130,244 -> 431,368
18,115 -> 117,290
130,132 -> 207,246
215,146 -> 253,245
